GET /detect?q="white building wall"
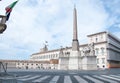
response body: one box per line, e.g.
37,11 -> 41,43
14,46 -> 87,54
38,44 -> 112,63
87,32 -> 108,68
30,51 -> 60,61
94,43 -> 107,68
88,32 -> 107,43
30,31 -> 120,69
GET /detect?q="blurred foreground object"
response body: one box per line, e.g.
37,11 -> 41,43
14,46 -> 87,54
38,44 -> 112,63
0,15 -> 7,34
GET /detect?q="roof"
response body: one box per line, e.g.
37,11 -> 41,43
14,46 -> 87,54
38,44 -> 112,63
31,47 -> 72,56
31,41 -> 107,56
0,59 -> 49,63
87,31 -> 107,37
107,32 -> 120,43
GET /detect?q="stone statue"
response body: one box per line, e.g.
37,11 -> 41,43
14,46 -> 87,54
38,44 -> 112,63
88,42 -> 95,55
82,42 -> 95,56
40,41 -> 48,52
59,46 -> 64,57
82,47 -> 90,56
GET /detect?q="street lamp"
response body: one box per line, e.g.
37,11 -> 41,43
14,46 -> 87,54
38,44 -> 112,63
0,15 -> 7,34
0,15 -> 7,73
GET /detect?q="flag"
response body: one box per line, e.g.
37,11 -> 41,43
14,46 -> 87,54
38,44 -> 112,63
5,0 -> 18,21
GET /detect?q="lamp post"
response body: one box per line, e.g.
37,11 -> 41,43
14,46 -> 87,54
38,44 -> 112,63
0,14 -> 16,83
0,15 -> 7,34
0,15 -> 7,73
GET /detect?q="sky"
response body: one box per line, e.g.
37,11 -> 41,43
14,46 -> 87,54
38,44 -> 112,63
0,0 -> 120,60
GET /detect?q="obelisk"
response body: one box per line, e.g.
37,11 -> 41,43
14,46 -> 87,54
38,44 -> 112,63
68,6 -> 80,70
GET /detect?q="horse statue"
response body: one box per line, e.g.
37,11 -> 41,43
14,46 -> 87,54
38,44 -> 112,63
82,42 -> 95,56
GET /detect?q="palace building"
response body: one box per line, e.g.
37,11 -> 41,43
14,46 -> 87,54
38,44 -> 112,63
30,31 -> 120,69
30,7 -> 120,70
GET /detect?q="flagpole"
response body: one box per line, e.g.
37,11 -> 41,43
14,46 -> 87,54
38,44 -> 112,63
5,0 -> 19,21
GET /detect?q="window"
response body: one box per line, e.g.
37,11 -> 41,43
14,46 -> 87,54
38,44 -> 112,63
95,48 -> 99,55
47,55 -> 49,59
102,58 -> 105,64
101,34 -> 103,39
90,38 -> 92,41
43,56 -> 44,59
53,54 -> 55,58
56,54 -> 58,58
96,38 -> 98,42
97,59 -> 99,64
101,47 -> 105,55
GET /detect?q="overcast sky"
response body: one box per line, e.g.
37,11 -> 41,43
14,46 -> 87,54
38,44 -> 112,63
0,0 -> 120,60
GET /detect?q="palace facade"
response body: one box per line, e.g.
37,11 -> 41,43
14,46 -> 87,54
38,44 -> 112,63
30,31 -> 120,69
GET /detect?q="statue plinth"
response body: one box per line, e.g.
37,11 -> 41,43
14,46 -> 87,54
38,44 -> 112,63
81,55 -> 97,70
81,43 -> 97,70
